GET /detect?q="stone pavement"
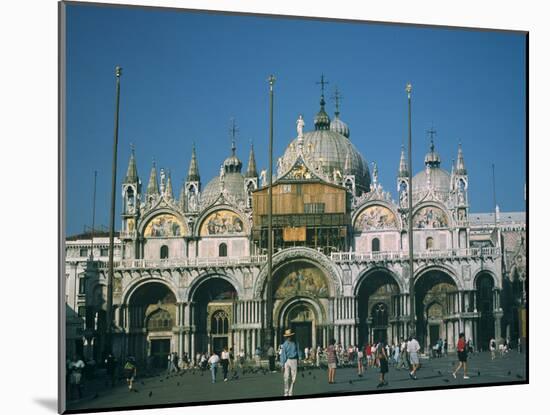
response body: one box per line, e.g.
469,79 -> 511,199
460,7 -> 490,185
67,351 -> 526,412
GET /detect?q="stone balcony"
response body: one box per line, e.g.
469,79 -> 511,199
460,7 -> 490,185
330,247 -> 500,264
96,255 -> 268,270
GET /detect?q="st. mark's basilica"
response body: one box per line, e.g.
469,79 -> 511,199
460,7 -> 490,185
64,85 -> 526,367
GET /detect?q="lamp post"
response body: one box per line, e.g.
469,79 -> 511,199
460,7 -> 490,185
105,65 -> 122,356
264,74 -> 275,350
406,82 -> 415,337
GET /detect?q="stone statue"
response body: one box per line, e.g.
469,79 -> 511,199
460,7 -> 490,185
219,164 -> 225,181
160,168 -> 166,194
296,114 -> 305,138
372,161 -> 378,185
277,157 -> 283,176
260,169 -> 267,187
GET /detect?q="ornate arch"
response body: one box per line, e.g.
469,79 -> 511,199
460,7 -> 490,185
353,265 -> 404,296
275,296 -> 326,329
122,277 -> 180,306
186,271 -> 243,302
253,247 -> 343,298
352,201 -> 403,232
413,264 -> 463,291
194,204 -> 248,238
473,269 -> 500,289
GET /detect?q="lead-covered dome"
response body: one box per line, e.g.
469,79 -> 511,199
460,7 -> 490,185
280,129 -> 371,191
330,114 -> 350,138
201,142 -> 246,206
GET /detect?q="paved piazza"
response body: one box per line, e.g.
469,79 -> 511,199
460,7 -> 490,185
68,351 -> 526,411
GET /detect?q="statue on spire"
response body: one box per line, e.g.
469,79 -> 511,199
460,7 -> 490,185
296,114 -> 305,138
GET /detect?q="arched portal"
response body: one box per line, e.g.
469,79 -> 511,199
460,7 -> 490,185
272,261 -> 329,348
356,269 -> 400,346
127,282 -> 177,367
191,277 -> 237,355
476,273 -> 495,350
414,270 -> 458,349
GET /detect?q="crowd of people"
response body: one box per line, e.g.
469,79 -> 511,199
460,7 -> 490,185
65,333 -> 520,401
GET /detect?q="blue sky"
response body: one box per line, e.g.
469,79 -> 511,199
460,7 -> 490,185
65,4 -> 526,236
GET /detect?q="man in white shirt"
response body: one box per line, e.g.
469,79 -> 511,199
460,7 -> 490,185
208,351 -> 220,384
407,336 -> 421,380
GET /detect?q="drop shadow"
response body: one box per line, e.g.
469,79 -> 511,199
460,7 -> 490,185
34,398 -> 58,412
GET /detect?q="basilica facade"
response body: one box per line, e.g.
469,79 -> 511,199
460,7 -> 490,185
64,90 -> 526,366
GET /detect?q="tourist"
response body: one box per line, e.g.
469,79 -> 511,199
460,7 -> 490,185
316,345 -> 321,367
365,343 -> 372,367
304,346 -> 309,361
393,342 -> 401,367
452,332 -> 470,379
255,346 -> 262,367
357,344 -> 364,376
239,349 -> 245,368
280,329 -> 300,396
229,347 -> 235,370
123,356 -> 137,391
104,353 -> 117,387
376,341 -> 389,387
371,343 -> 378,367
69,355 -> 85,399
267,344 -> 276,372
407,336 -> 421,380
489,337 -> 497,360
200,352 -> 208,371
208,351 -> 220,384
221,347 -> 230,381
443,339 -> 448,356
327,338 -> 337,384
173,352 -> 180,372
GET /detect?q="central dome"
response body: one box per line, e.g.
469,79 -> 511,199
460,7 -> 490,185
280,129 -> 371,191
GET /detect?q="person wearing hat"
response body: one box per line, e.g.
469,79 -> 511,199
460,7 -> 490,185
280,328 -> 301,396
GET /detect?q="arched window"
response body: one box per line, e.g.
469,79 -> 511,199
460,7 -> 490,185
147,309 -> 173,331
426,237 -> 434,250
372,238 -> 380,252
211,310 -> 229,335
219,243 -> 227,257
160,245 -> 169,259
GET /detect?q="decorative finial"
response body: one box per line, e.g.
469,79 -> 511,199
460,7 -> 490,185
268,74 -> 276,91
317,74 -> 329,97
229,118 -> 238,155
427,125 -> 437,152
331,87 -> 342,115
115,66 -> 122,77
405,82 -> 412,98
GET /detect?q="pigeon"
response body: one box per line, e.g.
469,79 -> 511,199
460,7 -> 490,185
508,371 -> 512,376
160,380 -> 163,383
148,391 -> 153,398
177,382 -> 180,386
516,374 -> 523,379
437,370 -> 442,376
308,371 -> 312,376
301,373 -> 305,378
349,380 -> 353,384
442,379 -> 449,383
141,381 -> 145,386
477,371 -> 481,376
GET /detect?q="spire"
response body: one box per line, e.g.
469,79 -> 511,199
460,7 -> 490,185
398,145 -> 409,177
456,142 -> 467,175
229,118 -> 238,156
146,160 -> 159,196
165,170 -> 173,199
314,74 -> 331,130
246,143 -> 258,178
124,144 -> 138,183
187,143 -> 200,182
